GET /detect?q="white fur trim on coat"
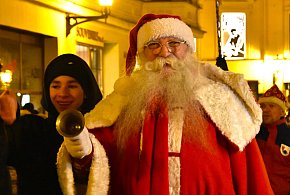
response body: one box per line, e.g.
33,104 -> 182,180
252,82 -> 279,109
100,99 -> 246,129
85,76 -> 133,129
197,63 -> 262,150
57,133 -> 109,195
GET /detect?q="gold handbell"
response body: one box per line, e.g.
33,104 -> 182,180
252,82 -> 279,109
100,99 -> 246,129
56,109 -> 85,137
280,144 -> 290,156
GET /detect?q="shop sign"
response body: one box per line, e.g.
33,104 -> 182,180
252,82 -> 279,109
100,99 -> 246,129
76,27 -> 104,42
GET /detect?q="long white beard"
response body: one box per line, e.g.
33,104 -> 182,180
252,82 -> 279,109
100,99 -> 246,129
138,52 -> 203,108
115,52 -> 208,148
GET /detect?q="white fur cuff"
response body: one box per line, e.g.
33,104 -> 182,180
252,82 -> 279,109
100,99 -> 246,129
57,133 -> 109,195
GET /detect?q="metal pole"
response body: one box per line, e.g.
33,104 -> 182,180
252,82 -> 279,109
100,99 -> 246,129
215,0 -> 228,71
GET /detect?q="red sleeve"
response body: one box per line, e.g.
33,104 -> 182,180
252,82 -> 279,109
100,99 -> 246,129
70,127 -> 116,185
71,148 -> 94,184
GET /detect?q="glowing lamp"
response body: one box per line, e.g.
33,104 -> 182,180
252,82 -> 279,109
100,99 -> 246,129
66,0 -> 113,36
0,70 -> 12,89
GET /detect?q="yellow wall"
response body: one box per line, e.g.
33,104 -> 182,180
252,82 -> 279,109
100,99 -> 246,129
2,0 -> 290,95
0,0 -> 134,96
198,0 -> 290,94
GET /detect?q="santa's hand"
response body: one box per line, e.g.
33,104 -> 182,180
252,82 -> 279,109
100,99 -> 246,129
64,127 -> 92,159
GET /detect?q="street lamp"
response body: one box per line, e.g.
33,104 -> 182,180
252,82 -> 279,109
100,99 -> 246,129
0,70 -> 12,90
0,62 -> 12,90
66,0 -> 113,36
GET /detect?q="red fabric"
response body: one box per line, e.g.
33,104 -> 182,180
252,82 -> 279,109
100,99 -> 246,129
70,148 -> 94,183
230,139 -> 274,195
92,108 -> 274,195
141,103 -> 169,195
263,84 -> 286,102
126,14 -> 181,75
257,119 -> 290,195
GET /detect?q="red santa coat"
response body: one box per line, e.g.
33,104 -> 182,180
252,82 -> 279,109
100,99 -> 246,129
92,105 -> 273,195
58,63 -> 274,194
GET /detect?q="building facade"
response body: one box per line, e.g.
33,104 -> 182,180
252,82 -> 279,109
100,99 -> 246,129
1,0 -> 290,111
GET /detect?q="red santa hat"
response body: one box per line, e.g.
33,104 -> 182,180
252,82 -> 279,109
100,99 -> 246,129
126,13 -> 195,75
258,84 -> 287,111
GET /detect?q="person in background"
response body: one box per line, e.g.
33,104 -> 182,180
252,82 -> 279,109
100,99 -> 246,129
6,54 -> 107,195
59,13 -> 274,194
0,90 -> 18,195
20,102 -> 39,115
256,84 -> 290,195
285,94 -> 290,125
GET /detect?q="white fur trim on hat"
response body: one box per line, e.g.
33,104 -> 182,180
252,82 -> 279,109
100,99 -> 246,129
258,96 -> 287,111
137,17 -> 195,52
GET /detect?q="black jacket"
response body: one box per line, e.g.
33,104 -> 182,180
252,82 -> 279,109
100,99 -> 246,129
7,114 -> 63,195
0,119 -> 12,195
257,122 -> 290,146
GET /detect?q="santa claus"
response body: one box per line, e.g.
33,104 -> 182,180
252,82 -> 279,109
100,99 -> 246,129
57,14 -> 274,195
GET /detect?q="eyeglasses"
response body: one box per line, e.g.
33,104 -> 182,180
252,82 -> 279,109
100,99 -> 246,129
144,40 -> 186,54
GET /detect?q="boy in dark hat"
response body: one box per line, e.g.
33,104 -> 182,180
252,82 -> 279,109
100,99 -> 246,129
5,54 -> 108,195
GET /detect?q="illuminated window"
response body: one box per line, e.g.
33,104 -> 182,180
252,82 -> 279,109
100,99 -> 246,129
0,27 -> 43,111
221,12 -> 246,59
76,44 -> 103,93
21,94 -> 30,107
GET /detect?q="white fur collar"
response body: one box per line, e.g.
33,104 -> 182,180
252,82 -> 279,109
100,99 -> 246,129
195,79 -> 261,150
85,63 -> 262,151
197,63 -> 262,150
56,133 -> 109,195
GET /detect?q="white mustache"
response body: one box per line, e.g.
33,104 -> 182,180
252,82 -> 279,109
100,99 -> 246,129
144,57 -> 185,72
